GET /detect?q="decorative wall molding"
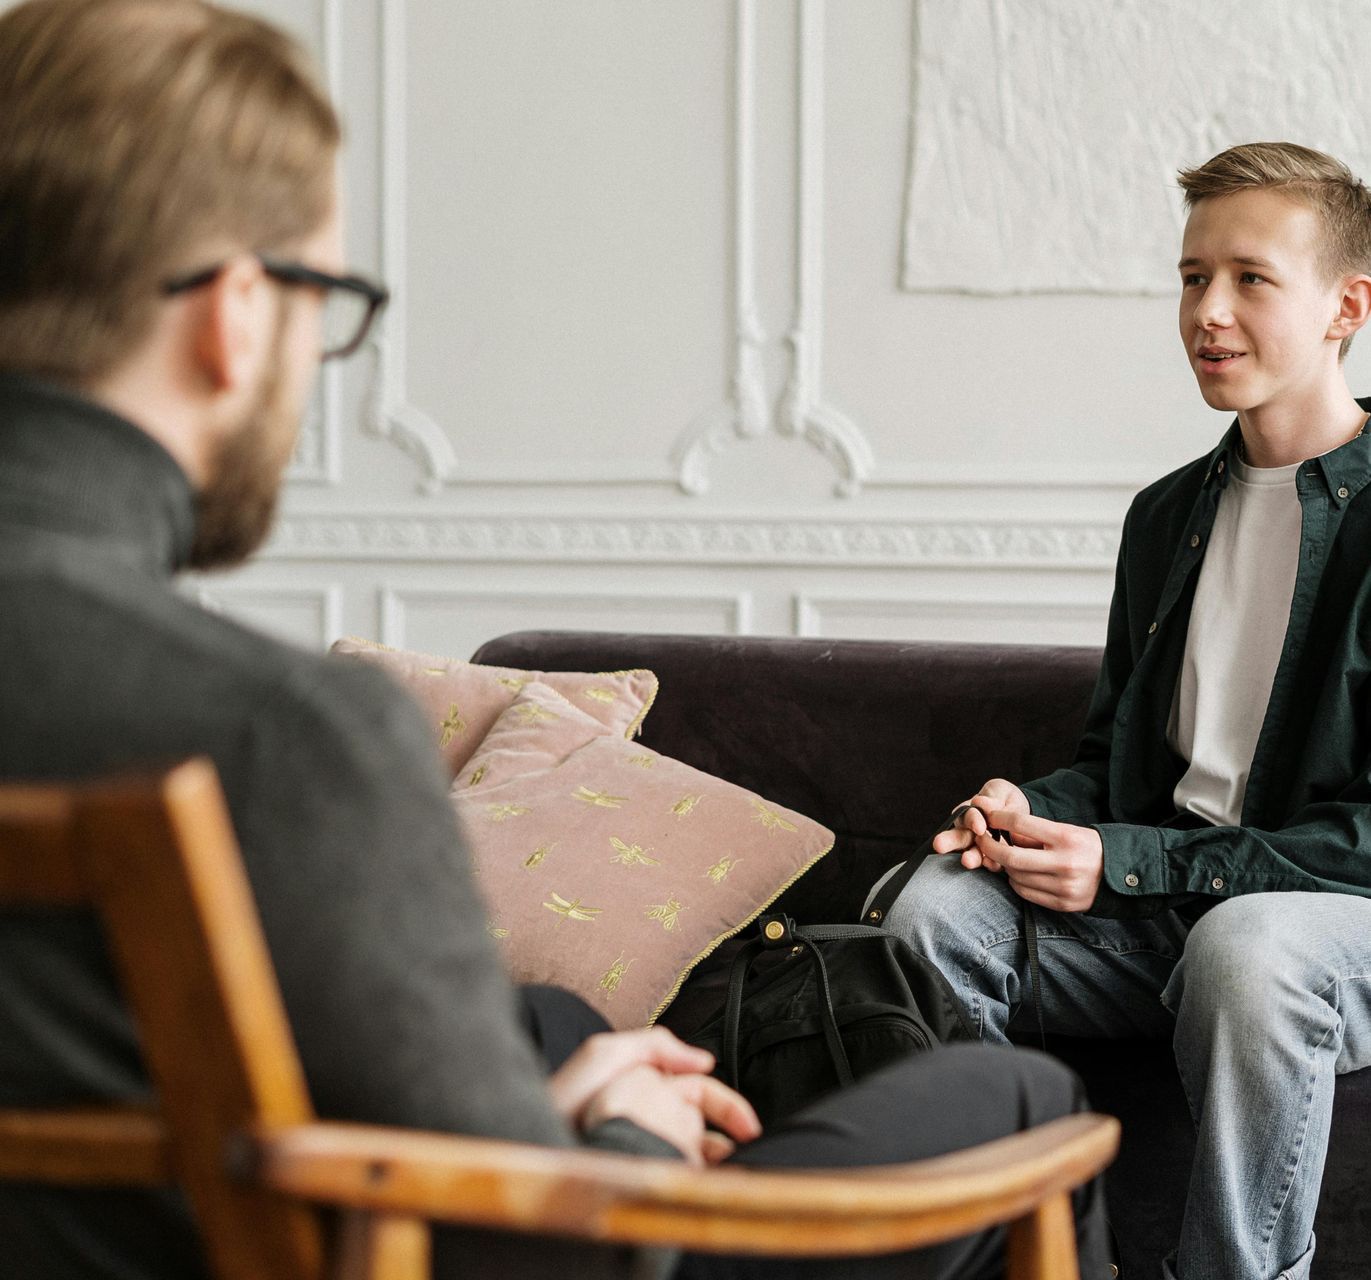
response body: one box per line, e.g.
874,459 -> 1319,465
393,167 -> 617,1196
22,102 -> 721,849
364,0 -> 460,493
777,0 -> 873,496
285,0 -> 344,487
673,0 -> 770,497
381,587 -> 752,649
675,0 -> 875,498
265,512 -> 1118,568
195,584 -> 344,649
794,592 -> 1109,644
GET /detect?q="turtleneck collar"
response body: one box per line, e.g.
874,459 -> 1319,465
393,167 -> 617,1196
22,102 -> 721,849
0,373 -> 197,577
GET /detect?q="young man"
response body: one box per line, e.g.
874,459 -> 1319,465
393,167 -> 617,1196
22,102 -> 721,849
0,2 -> 1109,1278
879,142 -> 1371,1280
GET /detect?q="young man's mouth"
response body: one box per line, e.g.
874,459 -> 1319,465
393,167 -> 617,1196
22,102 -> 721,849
1197,347 -> 1246,369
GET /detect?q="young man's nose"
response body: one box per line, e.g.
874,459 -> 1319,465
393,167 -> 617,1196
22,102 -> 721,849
1194,283 -> 1234,330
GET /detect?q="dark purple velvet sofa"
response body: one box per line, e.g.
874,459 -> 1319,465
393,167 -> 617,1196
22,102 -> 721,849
472,630 -> 1371,1279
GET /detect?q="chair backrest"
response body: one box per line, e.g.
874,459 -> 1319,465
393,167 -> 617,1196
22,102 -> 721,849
0,759 -> 325,1280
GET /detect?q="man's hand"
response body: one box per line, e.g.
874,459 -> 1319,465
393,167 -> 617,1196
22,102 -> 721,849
581,1063 -> 762,1166
549,1026 -> 762,1165
931,779 -> 1030,871
973,810 -> 1104,913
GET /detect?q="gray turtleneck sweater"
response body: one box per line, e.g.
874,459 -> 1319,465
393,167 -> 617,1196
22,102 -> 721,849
0,375 -> 668,1279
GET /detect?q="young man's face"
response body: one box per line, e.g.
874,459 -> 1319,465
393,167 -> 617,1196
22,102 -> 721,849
1178,187 -> 1346,417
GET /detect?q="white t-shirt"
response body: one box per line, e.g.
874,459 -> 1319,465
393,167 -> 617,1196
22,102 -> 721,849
1168,455 -> 1303,826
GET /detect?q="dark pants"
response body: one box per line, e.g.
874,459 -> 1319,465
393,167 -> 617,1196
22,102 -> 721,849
518,985 -> 1114,1280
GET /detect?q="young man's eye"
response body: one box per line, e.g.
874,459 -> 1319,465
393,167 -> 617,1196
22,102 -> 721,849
1181,274 -> 1206,288
1239,271 -> 1265,285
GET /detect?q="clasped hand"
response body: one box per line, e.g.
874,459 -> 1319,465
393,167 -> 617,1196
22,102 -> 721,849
930,778 -> 1104,913
550,1025 -> 762,1166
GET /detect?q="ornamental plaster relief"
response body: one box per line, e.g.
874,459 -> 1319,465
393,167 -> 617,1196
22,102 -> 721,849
264,513 -> 1118,567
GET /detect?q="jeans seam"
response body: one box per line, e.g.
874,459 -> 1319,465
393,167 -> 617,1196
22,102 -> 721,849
1258,1015 -> 1337,1276
1010,925 -> 1183,962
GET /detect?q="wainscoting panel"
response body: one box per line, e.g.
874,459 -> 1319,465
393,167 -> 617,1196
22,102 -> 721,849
379,587 -> 753,660
195,584 -> 344,652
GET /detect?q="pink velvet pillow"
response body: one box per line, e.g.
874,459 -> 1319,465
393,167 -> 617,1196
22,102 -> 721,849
329,637 -> 657,776
452,682 -> 833,1029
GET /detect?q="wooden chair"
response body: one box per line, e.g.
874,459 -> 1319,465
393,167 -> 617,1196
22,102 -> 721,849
0,759 -> 1119,1279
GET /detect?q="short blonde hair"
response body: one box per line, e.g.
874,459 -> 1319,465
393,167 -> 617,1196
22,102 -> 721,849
1178,142 -> 1371,359
0,0 -> 340,383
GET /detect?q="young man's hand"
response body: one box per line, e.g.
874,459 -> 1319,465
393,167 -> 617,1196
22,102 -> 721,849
973,811 -> 1104,913
549,1025 -> 762,1165
930,778 -> 1030,871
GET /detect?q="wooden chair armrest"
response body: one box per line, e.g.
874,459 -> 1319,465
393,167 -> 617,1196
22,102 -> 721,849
245,1112 -> 1119,1257
0,1105 -> 171,1186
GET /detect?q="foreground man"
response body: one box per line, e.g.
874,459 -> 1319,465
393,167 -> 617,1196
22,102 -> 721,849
0,2 -> 1108,1277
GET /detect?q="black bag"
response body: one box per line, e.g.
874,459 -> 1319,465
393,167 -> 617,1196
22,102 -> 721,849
688,913 -> 974,1126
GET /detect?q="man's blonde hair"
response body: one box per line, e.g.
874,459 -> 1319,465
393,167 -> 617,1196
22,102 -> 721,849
1178,142 -> 1371,359
0,0 -> 340,383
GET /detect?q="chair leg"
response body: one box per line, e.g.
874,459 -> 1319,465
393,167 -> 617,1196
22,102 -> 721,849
1005,1192 -> 1079,1280
333,1210 -> 430,1280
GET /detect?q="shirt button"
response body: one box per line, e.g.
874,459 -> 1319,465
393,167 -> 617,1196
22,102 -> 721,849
1338,486 -> 1350,499
1190,534 -> 1201,548
1217,459 -> 1226,474
1124,873 -> 1140,888
1148,622 -> 1158,635
1212,877 -> 1225,891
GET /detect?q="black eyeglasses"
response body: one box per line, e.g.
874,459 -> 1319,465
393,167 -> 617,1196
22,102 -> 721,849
162,255 -> 389,361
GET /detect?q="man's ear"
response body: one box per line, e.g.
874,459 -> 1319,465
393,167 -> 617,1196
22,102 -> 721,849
1329,275 -> 1371,343
189,255 -> 272,393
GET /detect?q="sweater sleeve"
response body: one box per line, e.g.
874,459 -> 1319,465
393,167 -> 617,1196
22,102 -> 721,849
229,659 -> 576,1146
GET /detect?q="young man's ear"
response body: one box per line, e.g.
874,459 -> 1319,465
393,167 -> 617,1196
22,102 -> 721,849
1329,275 -> 1371,343
189,254 -> 274,393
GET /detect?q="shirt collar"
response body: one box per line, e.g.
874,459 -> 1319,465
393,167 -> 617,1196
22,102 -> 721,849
1201,396 -> 1371,506
0,373 -> 197,576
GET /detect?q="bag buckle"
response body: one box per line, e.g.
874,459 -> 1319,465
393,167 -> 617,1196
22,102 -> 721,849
757,914 -> 795,948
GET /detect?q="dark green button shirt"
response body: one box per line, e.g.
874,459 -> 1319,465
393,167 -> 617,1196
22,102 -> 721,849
1022,399 -> 1371,917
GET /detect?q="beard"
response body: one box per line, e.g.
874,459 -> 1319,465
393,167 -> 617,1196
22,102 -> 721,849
188,329 -> 298,571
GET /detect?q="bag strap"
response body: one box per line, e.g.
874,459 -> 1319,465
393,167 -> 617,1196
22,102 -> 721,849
863,830 -> 943,924
720,918 -> 854,1091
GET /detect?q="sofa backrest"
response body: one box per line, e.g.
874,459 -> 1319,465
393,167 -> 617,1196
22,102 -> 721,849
472,631 -> 1104,924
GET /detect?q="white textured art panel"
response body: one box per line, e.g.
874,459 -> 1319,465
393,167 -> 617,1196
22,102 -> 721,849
902,0 -> 1371,294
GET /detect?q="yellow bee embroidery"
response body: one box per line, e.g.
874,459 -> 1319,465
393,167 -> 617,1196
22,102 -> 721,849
705,856 -> 742,883
467,764 -> 488,787
670,794 -> 702,818
750,798 -> 797,834
627,754 -> 655,769
497,676 -> 530,692
609,837 -> 660,868
583,687 -> 617,704
544,892 -> 602,925
645,896 -> 683,931
513,701 -> 558,724
599,952 -> 634,996
438,704 -> 467,748
573,786 -> 626,808
524,843 -> 554,869
486,923 -> 510,940
486,803 -> 531,822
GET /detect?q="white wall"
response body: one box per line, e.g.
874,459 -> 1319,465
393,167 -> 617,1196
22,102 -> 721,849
38,0 -> 1371,657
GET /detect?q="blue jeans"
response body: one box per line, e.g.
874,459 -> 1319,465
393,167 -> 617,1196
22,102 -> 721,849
876,853 -> 1371,1280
